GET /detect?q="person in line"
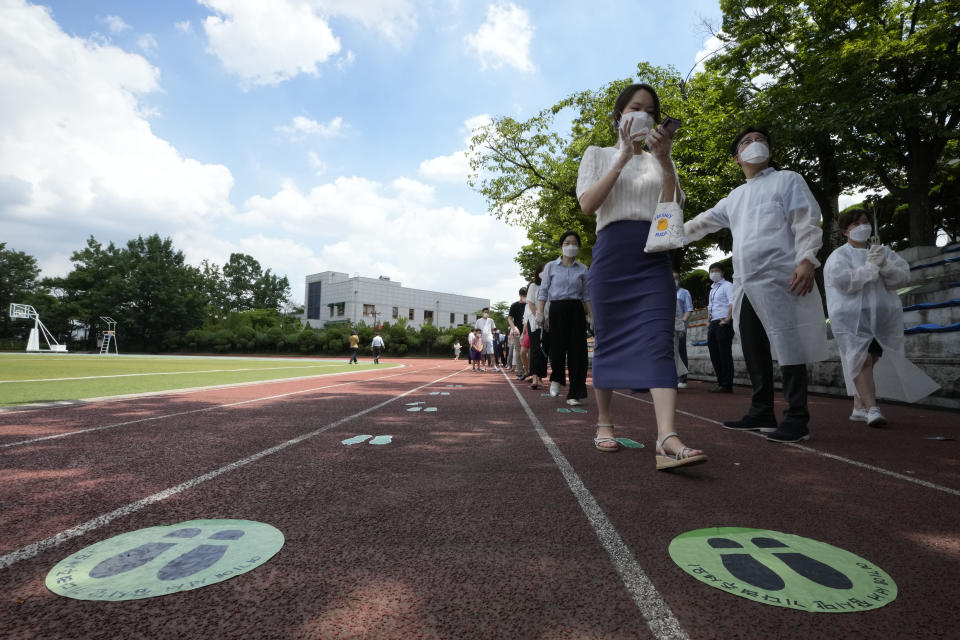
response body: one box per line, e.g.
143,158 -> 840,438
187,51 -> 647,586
706,263 -> 735,393
469,328 -> 483,372
348,331 -> 360,364
684,126 -> 829,443
674,270 -> 693,388
536,231 -> 591,406
371,332 -> 385,365
453,340 -> 462,361
508,287 -> 528,378
475,307 -> 497,372
492,328 -> 506,369
524,263 -> 548,389
577,82 -> 706,469
824,209 -> 939,425
674,292 -> 689,388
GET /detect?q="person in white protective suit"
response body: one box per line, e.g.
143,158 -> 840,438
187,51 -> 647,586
684,126 -> 829,443
824,209 -> 939,426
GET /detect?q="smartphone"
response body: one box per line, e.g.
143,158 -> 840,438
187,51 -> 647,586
659,116 -> 682,136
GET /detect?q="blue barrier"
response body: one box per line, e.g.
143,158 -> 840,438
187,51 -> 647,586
902,299 -> 960,312
904,322 -> 960,335
910,256 -> 960,271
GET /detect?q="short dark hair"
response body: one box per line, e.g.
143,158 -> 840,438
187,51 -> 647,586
708,262 -> 725,274
559,230 -> 581,247
519,287 -> 528,296
612,83 -> 662,130
837,208 -> 870,232
482,307 -> 489,312
730,126 -> 772,156
532,261 -> 547,286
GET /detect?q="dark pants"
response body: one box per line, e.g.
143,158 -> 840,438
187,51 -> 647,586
739,295 -> 810,429
707,320 -> 734,388
349,348 -> 358,363
548,300 -> 588,400
528,325 -> 548,379
677,330 -> 688,382
373,346 -> 382,364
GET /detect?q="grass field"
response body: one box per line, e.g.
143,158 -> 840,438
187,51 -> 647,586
0,354 -> 395,407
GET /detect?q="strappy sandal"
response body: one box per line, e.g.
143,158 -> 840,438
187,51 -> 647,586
655,432 -> 707,470
594,424 -> 620,453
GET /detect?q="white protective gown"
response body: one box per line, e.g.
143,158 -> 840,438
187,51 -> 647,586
684,168 -> 829,365
823,243 -> 939,403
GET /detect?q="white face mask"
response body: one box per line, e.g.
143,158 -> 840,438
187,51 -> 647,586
709,271 -> 722,283
562,245 -> 579,258
848,223 -> 872,243
482,312 -> 488,318
622,111 -> 654,138
739,141 -> 770,164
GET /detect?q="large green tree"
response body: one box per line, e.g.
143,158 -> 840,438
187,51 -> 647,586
0,243 -> 41,339
711,0 -> 960,248
470,63 -> 746,278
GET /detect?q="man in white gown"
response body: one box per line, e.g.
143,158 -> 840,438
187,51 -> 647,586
684,126 -> 829,443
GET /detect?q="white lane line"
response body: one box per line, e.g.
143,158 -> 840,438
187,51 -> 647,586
507,376 -> 689,640
0,368 -> 415,450
0,363 -> 345,383
0,367 -> 463,571
614,391 -> 960,498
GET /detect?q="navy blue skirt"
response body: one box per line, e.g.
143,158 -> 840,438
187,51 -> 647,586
588,220 -> 677,390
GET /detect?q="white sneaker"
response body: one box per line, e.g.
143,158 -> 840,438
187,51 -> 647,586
493,367 -> 500,372
549,381 -> 560,397
677,382 -> 688,389
866,407 -> 887,427
566,398 -> 582,406
849,408 -> 868,422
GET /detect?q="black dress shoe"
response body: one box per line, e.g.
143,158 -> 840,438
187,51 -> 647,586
766,425 -> 811,443
723,418 -> 777,433
709,385 -> 733,393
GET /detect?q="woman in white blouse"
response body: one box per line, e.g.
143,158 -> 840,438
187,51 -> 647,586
577,83 -> 706,470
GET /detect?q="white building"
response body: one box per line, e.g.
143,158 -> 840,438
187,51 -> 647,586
303,271 -> 490,329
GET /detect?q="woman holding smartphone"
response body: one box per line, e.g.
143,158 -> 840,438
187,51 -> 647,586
577,83 -> 706,470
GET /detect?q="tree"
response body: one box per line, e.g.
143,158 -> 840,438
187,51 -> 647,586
0,243 -> 40,339
252,269 -> 291,312
469,63 -> 746,276
711,0 -> 960,248
222,253 -> 263,312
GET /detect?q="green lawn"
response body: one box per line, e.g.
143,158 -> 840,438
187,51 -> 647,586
0,354 -> 395,406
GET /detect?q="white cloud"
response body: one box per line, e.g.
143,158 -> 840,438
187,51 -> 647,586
692,34 -> 725,74
223,175 -> 527,301
464,2 -> 535,73
102,15 -> 131,33
336,50 -> 355,71
419,114 -> 491,183
198,0 -> 416,86
276,116 -> 344,141
137,33 -> 158,54
0,0 -> 234,261
175,20 -> 192,33
306,151 -> 326,176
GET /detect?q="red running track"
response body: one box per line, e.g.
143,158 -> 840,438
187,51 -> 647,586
0,359 -> 958,639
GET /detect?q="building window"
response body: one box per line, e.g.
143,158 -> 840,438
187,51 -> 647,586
463,314 -> 468,324
450,312 -> 455,325
329,304 -> 334,318
336,302 -> 345,317
424,310 -> 434,324
392,307 -> 399,319
363,304 -> 376,317
307,282 -> 322,320
409,308 -> 415,321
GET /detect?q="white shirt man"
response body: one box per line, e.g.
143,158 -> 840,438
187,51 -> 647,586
474,309 -> 497,371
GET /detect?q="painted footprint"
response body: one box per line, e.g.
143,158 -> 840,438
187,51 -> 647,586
708,537 -> 785,591
156,530 -> 245,581
341,435 -> 373,445
751,537 -> 853,589
88,527 -> 244,582
368,436 -> 392,445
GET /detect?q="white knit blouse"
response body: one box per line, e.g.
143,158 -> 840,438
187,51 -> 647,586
576,146 -> 682,233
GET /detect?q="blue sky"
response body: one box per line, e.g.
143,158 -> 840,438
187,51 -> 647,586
1,0 -> 727,307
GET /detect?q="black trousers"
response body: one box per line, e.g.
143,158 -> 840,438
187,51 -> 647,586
739,295 -> 810,428
707,320 -> 734,388
372,346 -> 382,363
548,300 -> 588,400
349,348 -> 358,363
677,330 -> 688,381
527,325 -> 548,379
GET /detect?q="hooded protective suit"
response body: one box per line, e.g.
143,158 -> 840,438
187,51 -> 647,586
823,243 -> 939,403
684,168 -> 829,365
